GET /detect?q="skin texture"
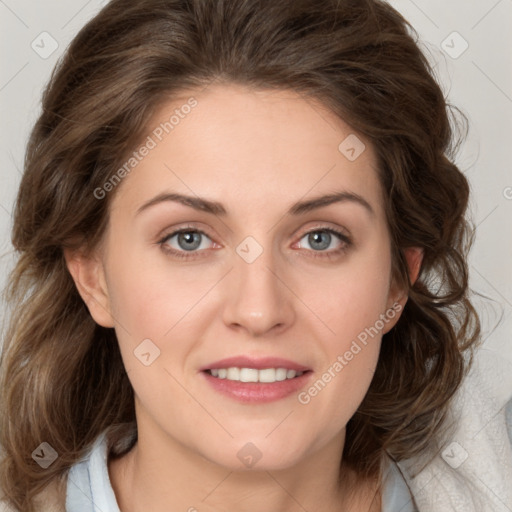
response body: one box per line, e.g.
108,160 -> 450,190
65,83 -> 422,512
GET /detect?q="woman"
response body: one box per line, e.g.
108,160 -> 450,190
1,0 -> 510,511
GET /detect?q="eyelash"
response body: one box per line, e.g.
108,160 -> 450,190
157,226 -> 352,260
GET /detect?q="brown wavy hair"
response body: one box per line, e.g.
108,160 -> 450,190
0,0 -> 481,510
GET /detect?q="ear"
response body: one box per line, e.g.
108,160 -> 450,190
383,246 -> 424,334
63,247 -> 115,328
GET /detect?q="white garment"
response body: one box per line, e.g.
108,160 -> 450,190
396,348 -> 512,511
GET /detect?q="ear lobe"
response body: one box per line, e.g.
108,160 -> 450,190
63,247 -> 115,328
383,246 -> 424,334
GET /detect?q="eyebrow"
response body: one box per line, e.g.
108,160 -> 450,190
136,190 -> 374,217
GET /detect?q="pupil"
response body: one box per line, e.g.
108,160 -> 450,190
178,232 -> 201,251
309,231 -> 330,250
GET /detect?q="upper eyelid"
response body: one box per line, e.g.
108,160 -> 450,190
160,226 -> 214,242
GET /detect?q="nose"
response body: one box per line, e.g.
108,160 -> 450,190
222,247 -> 295,337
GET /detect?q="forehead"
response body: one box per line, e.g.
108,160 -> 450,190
110,83 -> 384,219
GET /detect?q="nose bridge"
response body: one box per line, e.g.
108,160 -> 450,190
222,236 -> 295,335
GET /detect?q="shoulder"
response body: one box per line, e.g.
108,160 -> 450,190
1,431 -> 118,512
0,476 -> 66,512
66,431 -> 121,512
398,349 -> 512,512
33,478 -> 67,512
381,455 -> 419,512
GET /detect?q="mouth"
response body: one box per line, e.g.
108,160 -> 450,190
200,356 -> 313,403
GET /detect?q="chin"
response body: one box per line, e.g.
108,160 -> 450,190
198,439 -> 308,472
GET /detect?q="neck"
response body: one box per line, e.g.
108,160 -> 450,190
108,414 -> 381,512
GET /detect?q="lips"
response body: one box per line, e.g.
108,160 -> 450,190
199,355 -> 313,403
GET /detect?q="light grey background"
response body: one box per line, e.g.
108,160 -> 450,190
1,1 -> 511,370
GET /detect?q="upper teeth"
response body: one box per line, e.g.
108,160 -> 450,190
209,367 -> 303,383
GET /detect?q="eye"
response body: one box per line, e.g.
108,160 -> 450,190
296,228 -> 351,255
157,226 -> 351,260
158,228 -> 215,257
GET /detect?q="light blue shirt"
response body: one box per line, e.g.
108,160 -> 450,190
66,432 -> 417,511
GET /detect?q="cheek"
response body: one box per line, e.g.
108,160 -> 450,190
295,244 -> 392,343
292,243 -> 391,406
105,258 -> 214,404
106,247 -> 218,339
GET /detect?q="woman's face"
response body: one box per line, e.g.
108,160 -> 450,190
74,83 -> 408,471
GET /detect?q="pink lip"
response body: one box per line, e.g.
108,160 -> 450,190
201,371 -> 313,403
199,356 -> 313,403
199,356 -> 311,372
